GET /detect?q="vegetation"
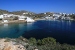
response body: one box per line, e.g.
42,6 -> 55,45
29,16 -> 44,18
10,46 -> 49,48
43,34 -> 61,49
69,14 -> 75,19
13,16 -> 18,20
34,12 -> 53,18
1,36 -> 75,50
37,37 -> 56,45
26,37 -> 75,50
0,9 -> 9,14
0,9 -> 35,16
1,9 -> 75,20
29,37 -> 37,45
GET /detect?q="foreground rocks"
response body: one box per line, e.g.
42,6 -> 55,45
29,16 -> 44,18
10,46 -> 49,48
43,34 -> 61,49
0,39 -> 26,50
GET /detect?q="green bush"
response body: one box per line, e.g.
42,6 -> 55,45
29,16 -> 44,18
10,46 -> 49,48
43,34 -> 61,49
37,39 -> 42,45
29,37 -> 37,45
18,36 -> 28,43
41,37 -> 56,45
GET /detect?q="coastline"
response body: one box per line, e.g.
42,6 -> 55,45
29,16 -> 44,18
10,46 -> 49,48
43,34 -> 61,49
0,19 -> 75,25
34,18 -> 75,21
34,18 -> 46,21
0,19 -> 45,25
0,20 -> 27,25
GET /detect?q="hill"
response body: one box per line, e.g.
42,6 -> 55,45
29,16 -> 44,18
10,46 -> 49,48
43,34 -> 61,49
0,9 -> 36,16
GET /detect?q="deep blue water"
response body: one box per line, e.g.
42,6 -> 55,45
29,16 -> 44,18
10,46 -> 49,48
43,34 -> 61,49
0,20 -> 75,44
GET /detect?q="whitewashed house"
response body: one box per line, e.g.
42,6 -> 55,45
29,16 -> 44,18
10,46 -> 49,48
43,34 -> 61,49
45,16 -> 54,20
3,20 -> 8,22
0,14 -> 9,23
0,15 -> 3,19
45,16 -> 51,19
7,14 -> 14,17
61,16 -> 65,20
44,13 -> 46,14
18,16 -> 26,20
53,14 -> 62,20
53,16 -> 59,20
3,14 -> 8,18
65,17 -> 71,20
2,20 -> 8,23
53,14 -> 61,17
0,15 -> 8,23
23,13 -> 28,15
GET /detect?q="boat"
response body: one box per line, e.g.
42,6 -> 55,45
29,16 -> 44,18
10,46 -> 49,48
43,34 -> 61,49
26,17 -> 34,22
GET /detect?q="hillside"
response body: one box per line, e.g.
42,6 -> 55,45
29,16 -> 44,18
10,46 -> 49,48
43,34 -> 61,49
0,37 -> 75,50
0,9 -> 9,14
0,9 -> 36,15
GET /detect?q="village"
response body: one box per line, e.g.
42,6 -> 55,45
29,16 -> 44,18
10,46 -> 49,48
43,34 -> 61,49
0,13 -> 35,24
0,10 -> 75,25
39,12 -> 74,20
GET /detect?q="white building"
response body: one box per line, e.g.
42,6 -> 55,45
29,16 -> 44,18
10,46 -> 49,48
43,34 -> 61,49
53,14 -> 61,17
44,13 -> 46,14
61,16 -> 65,20
65,17 -> 71,20
7,14 -> 14,17
23,13 -> 28,15
45,16 -> 54,20
2,20 -> 8,23
3,14 -> 8,18
18,16 -> 26,20
0,15 -> 3,19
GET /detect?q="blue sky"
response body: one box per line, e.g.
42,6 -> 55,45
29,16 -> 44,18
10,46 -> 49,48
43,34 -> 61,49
0,0 -> 75,13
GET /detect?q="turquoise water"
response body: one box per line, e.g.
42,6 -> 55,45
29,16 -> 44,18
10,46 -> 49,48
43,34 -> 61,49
0,20 -> 75,44
0,23 -> 26,38
0,22 -> 39,38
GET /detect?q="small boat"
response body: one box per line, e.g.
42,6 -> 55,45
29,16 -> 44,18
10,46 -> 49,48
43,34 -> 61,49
26,17 -> 34,22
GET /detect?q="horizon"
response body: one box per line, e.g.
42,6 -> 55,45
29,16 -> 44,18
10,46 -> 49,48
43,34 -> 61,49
0,0 -> 75,13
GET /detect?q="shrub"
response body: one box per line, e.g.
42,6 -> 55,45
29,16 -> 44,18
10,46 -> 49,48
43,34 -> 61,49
29,37 -> 37,45
41,37 -> 56,45
37,39 -> 42,45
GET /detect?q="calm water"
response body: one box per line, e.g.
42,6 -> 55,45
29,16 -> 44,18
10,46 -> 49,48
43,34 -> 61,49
0,20 -> 75,44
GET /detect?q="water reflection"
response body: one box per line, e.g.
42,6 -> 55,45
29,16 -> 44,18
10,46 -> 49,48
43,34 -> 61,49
4,24 -> 8,27
26,22 -> 38,31
27,22 -> 33,28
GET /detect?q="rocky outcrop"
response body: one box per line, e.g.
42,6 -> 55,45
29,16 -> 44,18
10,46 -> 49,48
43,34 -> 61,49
0,39 -> 26,50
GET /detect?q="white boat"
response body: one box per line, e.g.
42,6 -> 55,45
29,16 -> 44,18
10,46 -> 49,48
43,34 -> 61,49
26,17 -> 34,22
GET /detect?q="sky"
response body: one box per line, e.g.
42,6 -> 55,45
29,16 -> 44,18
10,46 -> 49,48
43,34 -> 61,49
0,0 -> 75,13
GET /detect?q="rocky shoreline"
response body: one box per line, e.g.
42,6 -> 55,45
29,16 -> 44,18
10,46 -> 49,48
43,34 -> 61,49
0,37 -> 75,50
0,39 -> 26,50
0,37 -> 38,50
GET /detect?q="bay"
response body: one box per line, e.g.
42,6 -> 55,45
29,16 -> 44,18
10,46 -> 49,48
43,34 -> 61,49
0,20 -> 75,44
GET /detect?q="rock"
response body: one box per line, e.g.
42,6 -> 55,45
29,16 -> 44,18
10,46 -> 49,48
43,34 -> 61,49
0,39 -> 26,50
34,49 -> 38,50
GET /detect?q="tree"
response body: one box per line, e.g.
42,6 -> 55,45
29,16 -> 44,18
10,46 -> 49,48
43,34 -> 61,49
13,16 -> 18,20
69,14 -> 75,19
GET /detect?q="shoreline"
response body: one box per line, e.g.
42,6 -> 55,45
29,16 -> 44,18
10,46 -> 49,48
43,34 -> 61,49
0,20 -> 27,25
0,19 -> 75,25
